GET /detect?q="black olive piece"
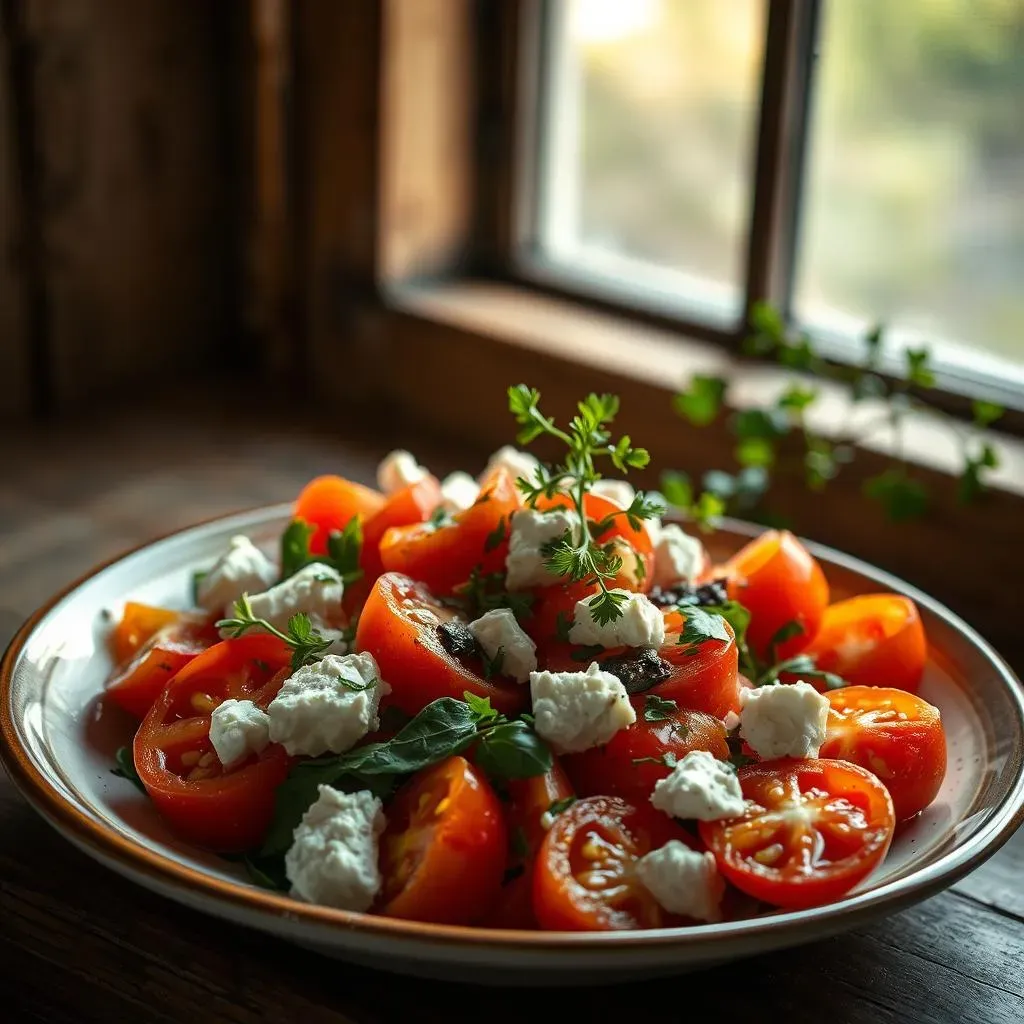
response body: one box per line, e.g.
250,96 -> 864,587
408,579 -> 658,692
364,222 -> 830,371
436,619 -> 481,659
648,577 -> 729,610
599,646 -> 673,694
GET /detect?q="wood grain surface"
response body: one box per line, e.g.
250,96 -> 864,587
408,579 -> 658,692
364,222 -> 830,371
1,395 -> 1021,1024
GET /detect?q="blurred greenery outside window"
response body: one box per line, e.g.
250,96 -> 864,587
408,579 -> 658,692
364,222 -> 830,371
534,0 -> 1024,404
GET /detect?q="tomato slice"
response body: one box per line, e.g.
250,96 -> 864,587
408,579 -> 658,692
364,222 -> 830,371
293,474 -> 386,555
133,634 -> 293,852
801,595 -> 927,693
354,573 -> 526,717
106,615 -> 218,720
655,616 -> 741,718
377,755 -> 507,925
533,795 -> 695,930
562,697 -> 728,805
699,759 -> 895,909
361,476 -> 442,581
725,530 -> 829,660
379,469 -> 520,594
820,686 -> 946,821
110,602 -> 188,665
527,579 -> 600,655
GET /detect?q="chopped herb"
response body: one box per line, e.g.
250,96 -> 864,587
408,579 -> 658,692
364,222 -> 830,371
279,515 -> 364,585
547,796 -> 577,816
643,694 -> 679,722
632,752 -> 679,769
481,645 -> 506,680
676,606 -> 731,655
217,598 -> 335,671
428,506 -> 454,530
484,516 -> 507,552
555,610 -> 574,644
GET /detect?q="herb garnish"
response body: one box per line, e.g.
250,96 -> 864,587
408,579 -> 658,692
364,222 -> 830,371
279,516 -> 363,585
111,746 -> 146,793
217,597 -> 336,671
642,694 -> 679,722
676,606 -> 732,655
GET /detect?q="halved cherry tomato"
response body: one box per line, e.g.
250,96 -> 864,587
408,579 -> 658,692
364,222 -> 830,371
655,611 -> 740,718
563,697 -> 728,804
361,476 -> 442,581
533,795 -> 695,930
354,573 -> 527,717
802,596 -> 927,694
725,530 -> 829,660
820,686 -> 945,821
106,616 -> 219,720
377,755 -> 506,925
700,759 -> 895,909
133,634 -> 293,852
378,469 -> 520,595
110,602 -> 184,665
293,474 -> 386,555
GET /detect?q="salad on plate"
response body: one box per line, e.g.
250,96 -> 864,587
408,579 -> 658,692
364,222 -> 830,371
103,385 -> 946,930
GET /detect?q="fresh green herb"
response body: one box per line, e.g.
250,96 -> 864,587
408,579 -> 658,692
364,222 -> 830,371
462,691 -> 500,722
190,570 -> 208,606
547,796 -> 577,817
111,746 -> 145,793
481,646 -> 506,680
280,519 -> 318,580
279,516 -> 364,584
676,606 -> 731,655
217,597 -> 335,671
643,694 -> 678,722
484,516 -> 508,552
726,734 -> 757,771
701,601 -> 754,678
446,568 -> 535,622
766,620 -> 805,667
475,721 -> 553,780
554,610 -> 573,644
632,752 -> 678,769
508,385 -> 664,624
757,654 -> 847,691
428,506 -> 454,530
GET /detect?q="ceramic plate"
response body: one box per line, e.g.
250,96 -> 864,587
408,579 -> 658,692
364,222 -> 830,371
2,505 -> 1023,986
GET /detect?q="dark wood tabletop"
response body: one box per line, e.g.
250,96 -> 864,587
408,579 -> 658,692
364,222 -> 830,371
2,402 -> 1022,1024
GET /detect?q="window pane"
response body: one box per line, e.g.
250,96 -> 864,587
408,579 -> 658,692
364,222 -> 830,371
536,0 -> 766,324
795,0 -> 1024,374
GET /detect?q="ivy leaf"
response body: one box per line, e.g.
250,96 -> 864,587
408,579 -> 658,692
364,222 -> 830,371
674,375 -> 727,427
677,607 -> 731,655
632,752 -> 679,769
972,400 -> 1004,428
905,348 -> 936,388
863,470 -> 928,522
474,721 -> 553,780
643,694 -> 679,722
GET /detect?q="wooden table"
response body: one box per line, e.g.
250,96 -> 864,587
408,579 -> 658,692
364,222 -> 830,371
2,402 -> 1022,1023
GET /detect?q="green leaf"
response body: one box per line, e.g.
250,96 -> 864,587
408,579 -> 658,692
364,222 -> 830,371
260,759 -> 349,856
778,336 -> 816,371
484,516 -> 507,553
905,347 -> 936,388
481,645 -> 506,680
763,654 -> 846,690
673,375 -> 727,427
548,795 -> 577,816
643,694 -> 678,722
584,589 -> 628,626
326,517 -> 364,585
690,491 -> 726,531
111,746 -> 146,794
660,470 -> 693,509
279,519 -> 317,580
632,752 -> 679,769
863,470 -> 928,522
462,691 -> 500,723
702,601 -> 754,678
554,610 -> 573,644
734,408 -> 790,441
736,436 -> 775,468
677,607 -> 731,655
972,400 -> 1004,428
474,721 -> 553,780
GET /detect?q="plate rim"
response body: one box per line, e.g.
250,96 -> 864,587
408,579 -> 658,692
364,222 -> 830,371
2,502 -> 1024,957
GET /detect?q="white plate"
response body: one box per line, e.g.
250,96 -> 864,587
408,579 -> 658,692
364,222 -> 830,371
2,505 -> 1023,985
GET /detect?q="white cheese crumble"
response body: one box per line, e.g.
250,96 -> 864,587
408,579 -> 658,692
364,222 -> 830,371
530,662 -> 636,754
196,535 -> 276,616
208,699 -> 271,769
590,479 -> 635,509
722,709 -> 741,732
236,563 -> 344,633
739,681 -> 830,759
650,750 -> 745,821
481,444 -> 541,486
568,589 -> 665,648
468,608 -> 537,684
377,449 -> 429,494
650,524 -> 707,588
285,786 -> 385,912
504,507 -> 579,590
267,652 -> 388,757
439,471 -> 480,513
635,842 -> 725,923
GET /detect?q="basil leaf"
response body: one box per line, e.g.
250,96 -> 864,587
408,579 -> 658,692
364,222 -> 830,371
677,606 -> 731,655
474,721 -> 553,780
701,601 -> 754,677
260,759 -> 348,857
111,746 -> 146,794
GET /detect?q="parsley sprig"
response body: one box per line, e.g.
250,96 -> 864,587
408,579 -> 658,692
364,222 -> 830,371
508,385 -> 665,624
216,595 -> 338,671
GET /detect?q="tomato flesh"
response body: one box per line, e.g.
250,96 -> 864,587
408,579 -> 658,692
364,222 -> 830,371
361,476 -> 442,581
700,759 -> 895,909
293,474 -> 386,555
820,686 -> 945,821
110,602 -> 184,665
377,756 -> 506,925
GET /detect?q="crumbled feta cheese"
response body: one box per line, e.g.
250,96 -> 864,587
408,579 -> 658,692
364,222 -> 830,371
468,608 -> 537,684
237,563 -> 344,633
722,710 -> 741,732
439,471 -> 480,513
505,508 -> 579,590
568,589 -> 665,649
285,786 -> 385,912
739,681 -> 830,759
196,535 -> 276,615
635,842 -> 725,923
209,698 -> 271,769
481,445 -> 541,486
650,750 -> 745,821
591,479 -> 635,509
267,652 -> 388,757
530,662 -> 636,754
651,524 -> 707,588
377,449 -> 429,494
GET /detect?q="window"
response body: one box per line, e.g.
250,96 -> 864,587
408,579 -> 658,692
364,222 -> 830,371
527,0 -> 1024,404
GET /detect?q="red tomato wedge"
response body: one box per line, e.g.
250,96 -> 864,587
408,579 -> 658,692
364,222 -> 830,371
725,530 -> 829,660
700,759 -> 895,909
133,634 -> 293,852
820,686 -> 946,821
361,476 -> 442,581
655,616 -> 741,718
802,595 -> 927,693
293,474 -> 386,555
377,756 -> 506,925
563,697 -> 728,805
110,602 -> 183,665
354,573 -> 527,717
379,468 -> 520,594
533,795 -> 695,931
